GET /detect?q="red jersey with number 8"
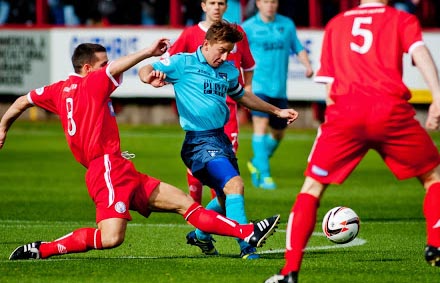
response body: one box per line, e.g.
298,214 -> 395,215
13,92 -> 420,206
27,65 -> 121,168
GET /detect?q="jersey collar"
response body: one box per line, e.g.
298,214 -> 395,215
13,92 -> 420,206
195,46 -> 208,64
359,2 -> 386,8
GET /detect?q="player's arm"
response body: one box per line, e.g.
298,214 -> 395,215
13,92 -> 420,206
108,38 -> 170,77
237,90 -> 298,124
0,95 -> 33,149
297,50 -> 314,78
325,83 -> 334,106
138,64 -> 167,88
243,70 -> 254,93
412,45 -> 440,130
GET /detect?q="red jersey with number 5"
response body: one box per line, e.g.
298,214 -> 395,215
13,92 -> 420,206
27,65 -> 122,168
314,3 -> 423,101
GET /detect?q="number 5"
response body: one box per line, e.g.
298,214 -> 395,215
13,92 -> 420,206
350,17 -> 373,54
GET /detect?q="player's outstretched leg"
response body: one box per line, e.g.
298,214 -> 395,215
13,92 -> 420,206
9,241 -> 42,260
264,272 -> 298,283
425,245 -> 440,266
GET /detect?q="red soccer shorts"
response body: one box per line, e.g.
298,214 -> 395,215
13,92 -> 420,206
306,95 -> 440,184
86,153 -> 161,223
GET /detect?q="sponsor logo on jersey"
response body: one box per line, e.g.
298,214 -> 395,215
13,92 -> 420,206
63,84 -> 77,93
115,201 -> 127,214
207,150 -> 220,157
36,87 -> 45,95
203,80 -> 227,97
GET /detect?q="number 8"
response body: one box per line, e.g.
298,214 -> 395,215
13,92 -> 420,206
66,98 -> 77,136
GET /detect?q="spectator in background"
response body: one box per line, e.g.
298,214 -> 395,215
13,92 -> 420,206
72,0 -> 103,25
0,0 -> 10,24
182,0 -> 203,26
47,0 -> 80,25
245,0 -> 257,19
151,0 -> 169,25
393,0 -> 420,14
106,0 -> 142,25
5,0 -> 35,24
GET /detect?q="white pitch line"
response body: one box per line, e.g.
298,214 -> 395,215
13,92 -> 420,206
258,231 -> 367,254
2,221 -> 367,256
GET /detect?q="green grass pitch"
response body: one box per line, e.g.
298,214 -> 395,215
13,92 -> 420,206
0,120 -> 439,282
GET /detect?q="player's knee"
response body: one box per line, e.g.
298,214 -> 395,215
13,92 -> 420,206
300,177 -> 326,198
223,176 -> 244,195
419,166 -> 440,190
101,232 -> 125,248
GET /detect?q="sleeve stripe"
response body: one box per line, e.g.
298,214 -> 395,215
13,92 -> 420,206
408,41 -> 425,55
228,83 -> 243,98
26,92 -> 35,105
314,76 -> 334,84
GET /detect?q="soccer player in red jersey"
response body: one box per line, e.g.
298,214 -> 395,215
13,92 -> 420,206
0,39 -> 280,260
167,0 -> 255,205
264,1 -> 440,282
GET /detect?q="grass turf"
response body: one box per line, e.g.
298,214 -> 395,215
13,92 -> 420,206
0,121 -> 439,282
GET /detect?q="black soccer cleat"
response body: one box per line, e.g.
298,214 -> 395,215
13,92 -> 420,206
9,241 -> 42,260
245,214 -> 280,248
186,231 -> 218,255
425,245 -> 440,267
264,272 -> 298,283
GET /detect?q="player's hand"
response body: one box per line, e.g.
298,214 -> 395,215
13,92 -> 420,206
305,68 -> 314,78
147,70 -> 167,88
0,129 -> 6,150
426,100 -> 440,130
148,38 -> 171,57
278,109 -> 299,124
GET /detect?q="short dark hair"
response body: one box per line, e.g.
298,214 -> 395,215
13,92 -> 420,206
202,0 -> 228,4
205,21 -> 243,44
71,43 -> 106,73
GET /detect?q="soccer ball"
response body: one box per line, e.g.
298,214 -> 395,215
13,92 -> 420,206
322,206 -> 360,244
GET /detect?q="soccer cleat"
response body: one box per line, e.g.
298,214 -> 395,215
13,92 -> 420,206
9,241 -> 42,260
259,176 -> 277,190
247,160 -> 260,188
245,214 -> 280,248
186,231 -> 218,255
264,272 -> 298,283
240,245 -> 260,260
425,245 -> 440,266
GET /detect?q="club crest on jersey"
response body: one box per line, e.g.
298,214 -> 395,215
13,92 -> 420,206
219,72 -> 228,81
114,201 -> 127,214
159,52 -> 170,66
